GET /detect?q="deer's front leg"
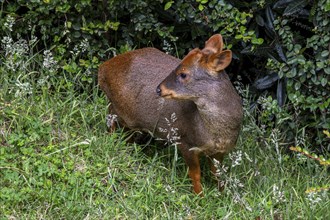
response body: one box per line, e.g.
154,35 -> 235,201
179,145 -> 203,195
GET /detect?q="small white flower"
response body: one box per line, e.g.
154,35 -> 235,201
229,150 -> 243,167
106,114 -> 118,129
4,15 -> 15,32
254,170 -> 260,176
15,79 -> 32,97
37,76 -> 49,86
306,191 -> 323,207
170,112 -> 177,122
217,165 -> 229,175
29,35 -> 38,46
79,38 -> 89,53
158,113 -> 181,146
1,36 -> 13,52
233,192 -> 252,211
165,184 -> 175,193
272,184 -> 286,203
158,127 -> 167,133
162,39 -> 174,54
15,39 -> 29,55
43,50 -> 58,72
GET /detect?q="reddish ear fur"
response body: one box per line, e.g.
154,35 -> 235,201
202,34 -> 223,54
207,50 -> 232,72
201,34 -> 232,73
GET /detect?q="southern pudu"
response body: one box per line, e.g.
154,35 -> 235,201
98,34 -> 243,195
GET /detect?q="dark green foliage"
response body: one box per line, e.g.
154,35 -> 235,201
0,0 -> 329,147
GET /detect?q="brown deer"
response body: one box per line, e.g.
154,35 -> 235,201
98,34 -> 243,195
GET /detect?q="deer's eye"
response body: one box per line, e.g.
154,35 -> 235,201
179,73 -> 187,79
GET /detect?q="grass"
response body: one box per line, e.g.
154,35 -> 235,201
1,83 -> 329,219
0,38 -> 329,219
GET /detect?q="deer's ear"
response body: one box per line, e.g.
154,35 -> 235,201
202,34 -> 223,54
206,50 -> 232,73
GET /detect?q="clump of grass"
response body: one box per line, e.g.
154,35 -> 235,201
289,130 -> 330,209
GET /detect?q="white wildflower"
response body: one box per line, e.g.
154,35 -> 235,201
296,136 -> 306,147
272,184 -> 286,203
306,191 -> 323,207
1,36 -> 13,55
162,39 -> 174,54
165,184 -> 175,193
106,114 -> 118,129
158,112 -> 181,146
15,76 -> 32,97
230,177 -> 244,189
213,159 -> 229,175
29,35 -> 38,46
79,38 -> 89,53
270,128 -> 282,164
170,112 -> 177,123
70,45 -> 80,57
233,192 -> 252,212
14,39 -> 29,56
37,76 -> 49,86
4,15 -> 15,32
233,80 -> 244,97
43,50 -> 58,72
1,37 -> 29,72
229,150 -> 243,167
254,170 -> 260,176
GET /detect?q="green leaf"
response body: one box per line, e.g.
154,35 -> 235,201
254,72 -> 279,90
321,77 -> 328,86
275,43 -> 287,62
273,0 -> 296,9
287,68 -> 297,78
324,67 -> 330,74
287,58 -> 297,65
283,0 -> 308,16
256,15 -> 265,26
325,2 -> 330,11
234,35 -> 242,40
277,79 -> 286,107
251,38 -> 264,45
265,6 -> 275,35
164,1 -> 174,10
321,50 -> 329,58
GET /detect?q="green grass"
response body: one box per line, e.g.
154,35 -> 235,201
1,84 -> 329,219
0,38 -> 329,219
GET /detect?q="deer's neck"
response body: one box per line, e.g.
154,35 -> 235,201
194,80 -> 242,140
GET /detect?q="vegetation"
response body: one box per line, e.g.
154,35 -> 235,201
0,0 -> 329,219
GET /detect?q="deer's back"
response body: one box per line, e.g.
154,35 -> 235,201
98,48 -> 193,135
